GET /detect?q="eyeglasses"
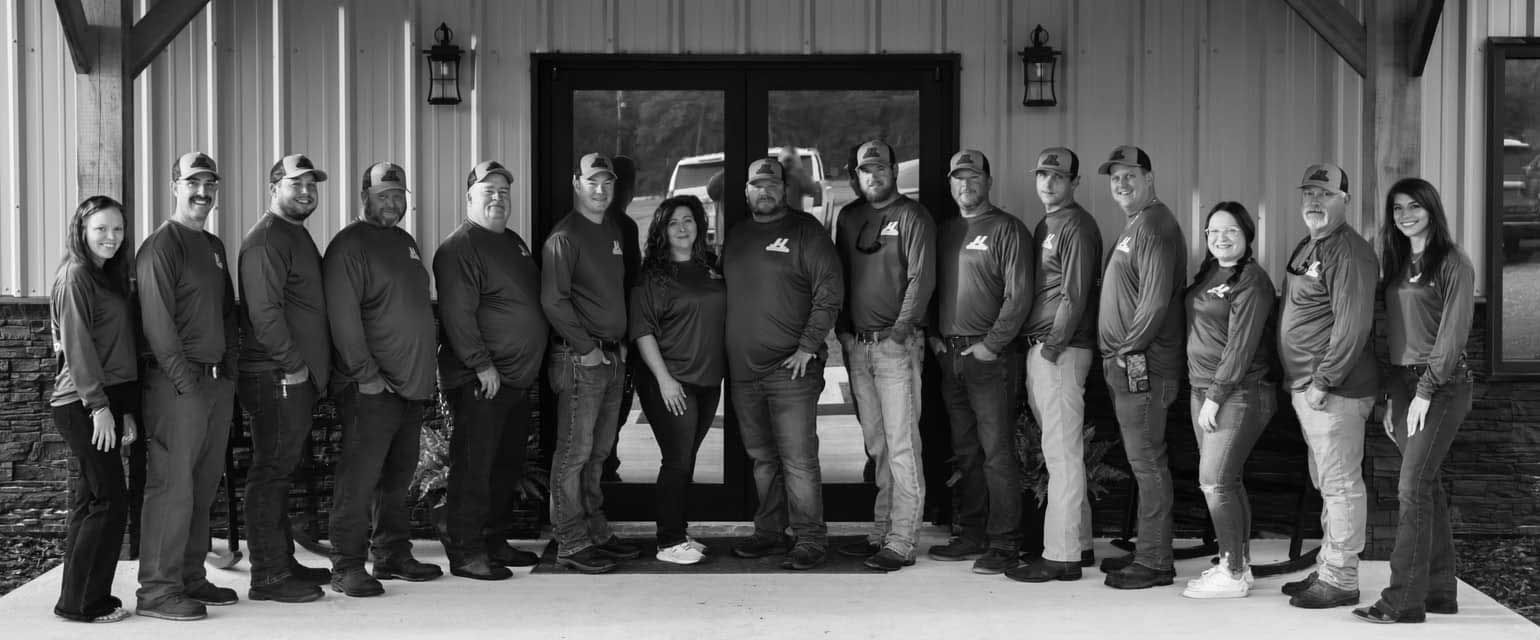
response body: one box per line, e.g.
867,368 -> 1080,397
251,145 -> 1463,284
855,216 -> 888,254
1284,238 -> 1317,276
1203,227 -> 1243,239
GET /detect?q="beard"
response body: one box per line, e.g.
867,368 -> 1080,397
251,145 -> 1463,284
862,181 -> 896,203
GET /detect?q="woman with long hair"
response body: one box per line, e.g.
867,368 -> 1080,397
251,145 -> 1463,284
628,195 -> 727,564
1180,202 -> 1277,599
48,195 -> 139,622
1354,178 -> 1474,624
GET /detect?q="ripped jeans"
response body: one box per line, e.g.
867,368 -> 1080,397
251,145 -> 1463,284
1190,381 -> 1276,573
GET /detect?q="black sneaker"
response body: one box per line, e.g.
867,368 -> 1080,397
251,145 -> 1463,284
732,533 -> 792,559
928,537 -> 987,561
836,539 -> 882,558
372,556 -> 443,582
1281,571 -> 1318,596
1081,549 -> 1096,567
288,561 -> 332,586
1005,557 -> 1083,582
488,543 -> 541,568
971,549 -> 1020,575
330,567 -> 384,597
184,581 -> 238,606
557,546 -> 619,574
450,554 -> 514,581
1352,603 -> 1425,624
1425,595 -> 1459,615
1289,580 -> 1359,609
135,594 -> 207,621
593,536 -> 641,560
1103,562 -> 1176,589
863,548 -> 915,572
248,577 -> 324,603
782,544 -> 827,571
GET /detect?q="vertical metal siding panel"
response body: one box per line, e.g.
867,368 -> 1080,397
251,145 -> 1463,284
282,1 -> 343,245
23,0 -> 76,296
549,0 -> 609,51
616,0 -> 673,53
215,0 -> 276,268
812,0 -> 870,53
483,0 -> 538,238
747,0 -> 802,53
2,0 -> 19,295
416,0 -> 479,274
1005,0 -> 1071,223
1072,0 -> 1138,251
877,0 -> 930,52
680,0 -> 736,53
1144,0 -> 1202,270
1465,0 -> 1494,292
350,0 -> 412,232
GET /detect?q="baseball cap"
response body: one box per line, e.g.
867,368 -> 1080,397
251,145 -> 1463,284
856,140 -> 894,171
466,160 -> 514,189
577,153 -> 616,180
1035,147 -> 1079,178
360,162 -> 410,194
1096,145 -> 1152,175
174,152 -> 220,181
747,158 -> 784,184
1299,163 -> 1350,193
269,154 -> 328,184
948,149 -> 990,177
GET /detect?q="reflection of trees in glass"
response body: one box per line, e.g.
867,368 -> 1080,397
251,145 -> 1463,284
769,91 -> 921,181
1503,61 -> 1540,144
574,91 -> 725,197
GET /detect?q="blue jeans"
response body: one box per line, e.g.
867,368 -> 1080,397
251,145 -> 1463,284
843,334 -> 926,557
1190,381 -> 1275,573
137,367 -> 234,606
1291,390 -> 1373,589
731,359 -> 828,549
328,385 -> 424,571
1378,365 -> 1469,615
239,370 -> 318,586
548,345 -> 623,557
445,384 -> 532,561
938,341 -> 1022,551
1103,359 -> 1179,571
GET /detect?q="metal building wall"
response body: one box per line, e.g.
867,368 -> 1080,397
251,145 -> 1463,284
0,0 -> 1516,296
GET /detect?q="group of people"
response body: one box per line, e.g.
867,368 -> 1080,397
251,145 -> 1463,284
46,139 -> 1470,627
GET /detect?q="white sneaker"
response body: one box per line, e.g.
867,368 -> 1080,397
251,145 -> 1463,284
656,542 -> 705,565
684,537 -> 709,554
1182,565 -> 1250,599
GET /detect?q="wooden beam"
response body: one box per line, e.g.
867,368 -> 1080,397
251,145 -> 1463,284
53,0 -> 93,73
1360,0 -> 1421,236
1408,0 -> 1444,77
75,0 -> 134,244
126,0 -> 209,78
1283,0 -> 1368,77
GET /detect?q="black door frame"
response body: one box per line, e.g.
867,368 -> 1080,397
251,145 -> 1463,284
531,53 -> 961,522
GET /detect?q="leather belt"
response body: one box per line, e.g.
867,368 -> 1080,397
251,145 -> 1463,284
147,360 -> 223,380
943,335 -> 983,350
552,335 -> 621,352
855,329 -> 891,344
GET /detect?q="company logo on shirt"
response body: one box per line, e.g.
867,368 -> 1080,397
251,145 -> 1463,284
965,235 -> 990,251
612,241 -> 623,255
879,220 -> 900,237
212,251 -> 224,270
1305,261 -> 1321,278
708,267 -> 723,280
408,246 -> 421,261
765,238 -> 791,253
1116,237 -> 1132,253
519,244 -> 530,257
1206,283 -> 1232,299
1042,233 -> 1057,250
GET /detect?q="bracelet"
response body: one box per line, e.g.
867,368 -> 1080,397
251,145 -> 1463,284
90,406 -> 111,419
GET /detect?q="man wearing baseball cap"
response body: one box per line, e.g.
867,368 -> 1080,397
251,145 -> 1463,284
833,140 -> 936,572
135,152 -> 240,620
1006,147 -> 1104,583
324,161 -> 442,596
236,154 -> 332,604
434,160 -> 546,580
1277,163 -> 1378,609
1095,145 -> 1186,589
541,152 -> 636,574
924,149 -> 1033,575
723,157 -> 843,570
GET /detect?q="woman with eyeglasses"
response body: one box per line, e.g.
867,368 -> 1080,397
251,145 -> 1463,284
48,195 -> 139,623
629,195 -> 727,565
1353,179 -> 1474,624
1180,202 -> 1277,599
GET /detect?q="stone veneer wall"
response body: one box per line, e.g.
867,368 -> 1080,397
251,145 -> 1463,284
4,297 -> 1538,556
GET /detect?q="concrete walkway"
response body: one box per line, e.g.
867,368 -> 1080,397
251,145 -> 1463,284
3,525 -> 1536,639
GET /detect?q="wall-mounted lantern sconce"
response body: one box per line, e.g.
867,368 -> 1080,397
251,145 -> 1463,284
1018,24 -> 1060,107
423,22 -> 463,106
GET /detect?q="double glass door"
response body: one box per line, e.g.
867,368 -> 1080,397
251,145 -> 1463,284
534,55 -> 959,521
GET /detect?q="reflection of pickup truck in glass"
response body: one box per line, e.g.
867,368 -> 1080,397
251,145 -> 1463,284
668,148 -> 919,247
1503,137 -> 1540,260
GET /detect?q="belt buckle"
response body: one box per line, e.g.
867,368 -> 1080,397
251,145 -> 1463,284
209,364 -> 221,380
857,331 -> 880,344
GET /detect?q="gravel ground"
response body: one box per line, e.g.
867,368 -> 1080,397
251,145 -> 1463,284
1,534 -> 1536,626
